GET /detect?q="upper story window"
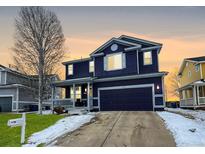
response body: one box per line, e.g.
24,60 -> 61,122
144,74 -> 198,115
195,64 -> 200,72
104,53 -> 125,71
67,64 -> 73,75
89,61 -> 94,73
143,51 -> 152,65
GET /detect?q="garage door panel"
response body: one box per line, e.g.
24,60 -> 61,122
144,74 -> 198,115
0,97 -> 12,112
100,87 -> 153,111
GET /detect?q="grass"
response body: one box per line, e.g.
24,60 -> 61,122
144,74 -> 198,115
0,113 -> 64,147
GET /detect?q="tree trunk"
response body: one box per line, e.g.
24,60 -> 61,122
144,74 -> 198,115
38,49 -> 44,115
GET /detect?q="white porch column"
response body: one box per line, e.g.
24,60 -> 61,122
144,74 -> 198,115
73,84 -> 76,108
197,85 -> 200,105
87,82 -> 90,111
193,85 -> 197,105
16,86 -> 19,112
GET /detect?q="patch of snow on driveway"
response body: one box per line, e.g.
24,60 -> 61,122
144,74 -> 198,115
157,111 -> 205,147
23,113 -> 95,147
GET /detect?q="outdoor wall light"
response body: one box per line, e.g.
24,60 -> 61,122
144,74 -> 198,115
156,85 -> 160,90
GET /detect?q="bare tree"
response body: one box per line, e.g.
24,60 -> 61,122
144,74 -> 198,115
165,67 -> 180,100
13,6 -> 65,114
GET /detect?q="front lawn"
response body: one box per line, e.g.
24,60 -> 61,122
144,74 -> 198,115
0,113 -> 64,147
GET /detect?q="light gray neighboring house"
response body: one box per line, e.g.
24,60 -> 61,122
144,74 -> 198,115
0,65 -> 60,112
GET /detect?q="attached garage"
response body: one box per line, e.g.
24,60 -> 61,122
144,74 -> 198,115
99,84 -> 154,111
0,97 -> 12,112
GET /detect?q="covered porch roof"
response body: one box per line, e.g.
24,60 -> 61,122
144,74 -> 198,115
178,80 -> 205,91
51,77 -> 94,87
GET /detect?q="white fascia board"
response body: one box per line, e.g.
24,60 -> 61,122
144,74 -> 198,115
91,53 -> 104,57
90,38 -> 137,56
124,45 -> 142,52
0,84 -> 35,90
119,35 -> 162,46
94,72 -> 167,83
178,59 -> 187,75
140,45 -> 162,51
62,57 -> 92,65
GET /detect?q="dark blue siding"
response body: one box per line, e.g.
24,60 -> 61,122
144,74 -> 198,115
139,50 -> 159,74
65,86 -> 70,98
100,87 -> 153,111
65,60 -> 92,79
95,50 -> 138,78
93,99 -> 98,106
155,97 -> 164,105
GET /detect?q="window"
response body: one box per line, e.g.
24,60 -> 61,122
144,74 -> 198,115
89,61 -> 94,73
143,51 -> 152,65
68,64 -> 73,75
186,62 -> 189,67
188,71 -> 191,77
106,53 -> 123,71
70,86 -> 81,100
195,64 -> 200,72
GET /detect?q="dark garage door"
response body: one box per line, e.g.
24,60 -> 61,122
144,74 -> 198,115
100,87 -> 153,111
0,97 -> 12,112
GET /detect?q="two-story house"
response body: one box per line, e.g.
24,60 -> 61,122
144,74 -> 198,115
178,56 -> 205,108
0,64 -> 59,112
52,35 -> 167,111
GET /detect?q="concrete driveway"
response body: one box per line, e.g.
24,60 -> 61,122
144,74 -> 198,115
55,111 -> 176,147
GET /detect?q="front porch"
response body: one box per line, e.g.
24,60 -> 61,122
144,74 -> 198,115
51,77 -> 94,111
179,81 -> 205,108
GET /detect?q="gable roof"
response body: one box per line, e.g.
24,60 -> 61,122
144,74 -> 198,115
119,35 -> 162,47
62,35 -> 162,64
178,56 -> 205,75
90,37 -> 140,56
0,64 -> 59,80
186,56 -> 205,62
62,57 -> 91,65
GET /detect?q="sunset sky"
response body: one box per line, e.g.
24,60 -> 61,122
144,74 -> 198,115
0,6 -> 205,73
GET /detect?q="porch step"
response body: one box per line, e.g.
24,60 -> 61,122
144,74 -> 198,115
68,108 -> 88,115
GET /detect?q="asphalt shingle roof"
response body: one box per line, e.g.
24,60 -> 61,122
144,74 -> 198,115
186,56 -> 205,62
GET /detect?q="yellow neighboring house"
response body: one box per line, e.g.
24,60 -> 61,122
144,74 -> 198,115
178,56 -> 205,108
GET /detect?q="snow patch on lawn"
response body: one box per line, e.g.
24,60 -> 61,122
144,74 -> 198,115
23,113 -> 95,147
42,110 -> 53,115
157,111 -> 205,147
166,108 -> 205,122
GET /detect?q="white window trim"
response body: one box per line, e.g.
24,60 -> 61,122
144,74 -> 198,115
143,51 -> 153,66
104,52 -> 124,71
89,61 -> 94,73
68,64 -> 73,76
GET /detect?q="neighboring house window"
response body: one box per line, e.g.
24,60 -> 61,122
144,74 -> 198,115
186,62 -> 189,67
89,61 -> 94,73
143,51 -> 152,65
104,53 -> 125,71
188,71 -> 191,77
68,64 -> 73,75
195,64 -> 200,72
